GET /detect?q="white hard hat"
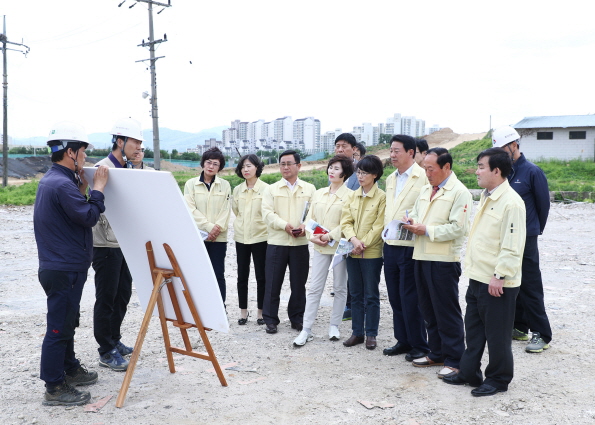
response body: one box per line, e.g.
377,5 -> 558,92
492,126 -> 520,148
111,117 -> 144,142
46,121 -> 94,150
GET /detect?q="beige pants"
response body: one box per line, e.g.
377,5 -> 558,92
303,250 -> 348,330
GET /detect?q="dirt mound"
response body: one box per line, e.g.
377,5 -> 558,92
426,128 -> 487,149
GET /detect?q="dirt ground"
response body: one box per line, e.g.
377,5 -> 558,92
1,200 -> 594,425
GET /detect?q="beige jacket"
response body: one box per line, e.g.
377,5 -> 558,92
183,174 -> 231,242
261,178 -> 316,246
465,180 -> 527,287
340,183 -> 386,259
305,184 -> 353,255
409,172 -> 472,262
92,155 -> 124,248
384,162 -> 429,247
232,179 -> 269,245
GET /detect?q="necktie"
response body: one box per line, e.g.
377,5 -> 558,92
430,186 -> 439,200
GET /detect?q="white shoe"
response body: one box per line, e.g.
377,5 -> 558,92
328,325 -> 340,341
293,330 -> 313,346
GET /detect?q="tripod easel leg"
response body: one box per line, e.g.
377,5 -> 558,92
116,271 -> 164,408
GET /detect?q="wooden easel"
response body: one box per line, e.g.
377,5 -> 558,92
116,241 -> 228,408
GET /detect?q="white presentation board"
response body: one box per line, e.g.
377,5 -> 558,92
85,167 -> 229,333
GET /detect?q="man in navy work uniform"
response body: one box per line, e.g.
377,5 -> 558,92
34,121 -> 109,406
492,126 -> 552,353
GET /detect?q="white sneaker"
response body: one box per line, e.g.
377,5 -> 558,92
328,325 -> 340,341
293,330 -> 313,346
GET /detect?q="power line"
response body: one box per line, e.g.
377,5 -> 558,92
2,15 -> 30,187
119,0 -> 172,171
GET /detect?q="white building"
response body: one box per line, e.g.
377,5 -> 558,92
427,124 -> 442,134
293,117 -> 321,153
320,129 -> 343,153
513,115 -> 595,161
274,116 -> 293,143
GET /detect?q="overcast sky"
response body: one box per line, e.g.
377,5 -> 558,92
2,0 -> 594,139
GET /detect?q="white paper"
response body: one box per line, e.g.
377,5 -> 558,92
328,238 -> 354,271
382,220 -> 415,242
84,167 -> 229,333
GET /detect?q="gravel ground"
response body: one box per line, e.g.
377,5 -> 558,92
1,202 -> 594,425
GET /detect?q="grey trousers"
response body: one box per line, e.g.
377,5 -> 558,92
303,251 -> 348,330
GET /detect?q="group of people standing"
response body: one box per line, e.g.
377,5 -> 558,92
184,128 -> 552,398
34,120 -> 552,406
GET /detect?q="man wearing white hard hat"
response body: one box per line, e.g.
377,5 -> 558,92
34,122 -> 109,406
91,118 -> 145,372
492,126 -> 552,354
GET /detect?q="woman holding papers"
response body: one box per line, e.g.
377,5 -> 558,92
232,154 -> 269,326
183,147 -> 232,303
340,155 -> 386,350
293,155 -> 354,346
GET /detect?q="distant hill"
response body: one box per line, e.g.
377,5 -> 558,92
11,126 -> 227,152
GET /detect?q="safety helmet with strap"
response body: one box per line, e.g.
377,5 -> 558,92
46,121 -> 92,185
492,126 -> 520,148
111,118 -> 144,168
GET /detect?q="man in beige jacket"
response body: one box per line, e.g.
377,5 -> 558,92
443,147 -> 526,397
403,147 -> 472,379
383,135 -> 430,361
261,150 -> 316,334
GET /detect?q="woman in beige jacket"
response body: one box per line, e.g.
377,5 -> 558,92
232,154 -> 269,325
183,147 -> 231,303
293,155 -> 354,346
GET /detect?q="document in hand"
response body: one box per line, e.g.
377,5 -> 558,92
305,219 -> 336,247
382,220 -> 415,242
328,238 -> 355,271
300,201 -> 311,223
199,229 -> 209,241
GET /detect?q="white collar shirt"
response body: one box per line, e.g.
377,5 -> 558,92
394,163 -> 415,201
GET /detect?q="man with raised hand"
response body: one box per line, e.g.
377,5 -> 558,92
35,121 -> 109,406
443,147 -> 526,397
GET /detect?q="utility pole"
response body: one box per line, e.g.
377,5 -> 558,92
119,0 -> 171,171
1,16 -> 30,187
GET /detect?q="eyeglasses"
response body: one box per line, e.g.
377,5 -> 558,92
356,170 -> 370,177
205,160 -> 220,167
279,162 -> 297,168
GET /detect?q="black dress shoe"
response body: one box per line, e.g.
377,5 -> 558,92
291,322 -> 303,331
442,373 -> 481,387
257,318 -> 265,325
383,342 -> 412,356
471,383 -> 506,397
265,324 -> 278,334
343,334 -> 365,347
405,348 -> 429,362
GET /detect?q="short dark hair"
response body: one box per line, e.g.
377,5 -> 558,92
476,147 -> 512,178
416,138 -> 429,153
326,155 -> 354,180
235,154 -> 264,179
354,142 -> 366,156
111,136 -> 125,152
48,141 -> 87,163
201,147 -> 225,171
426,147 -> 452,169
335,133 -> 357,147
390,134 -> 416,155
279,149 -> 300,164
356,154 -> 384,183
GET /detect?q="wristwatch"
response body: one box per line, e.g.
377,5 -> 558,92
494,273 -> 505,280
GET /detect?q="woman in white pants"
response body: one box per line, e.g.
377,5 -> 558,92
294,155 -> 354,346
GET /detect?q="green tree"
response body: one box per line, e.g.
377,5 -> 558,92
171,149 -> 178,158
378,133 -> 392,144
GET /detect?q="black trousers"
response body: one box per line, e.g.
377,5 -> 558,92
39,269 -> 86,386
414,260 -> 465,368
460,279 -> 519,391
263,244 -> 309,326
384,244 -> 429,351
514,235 -> 552,343
205,241 -> 227,303
236,241 -> 267,310
93,247 -> 133,356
